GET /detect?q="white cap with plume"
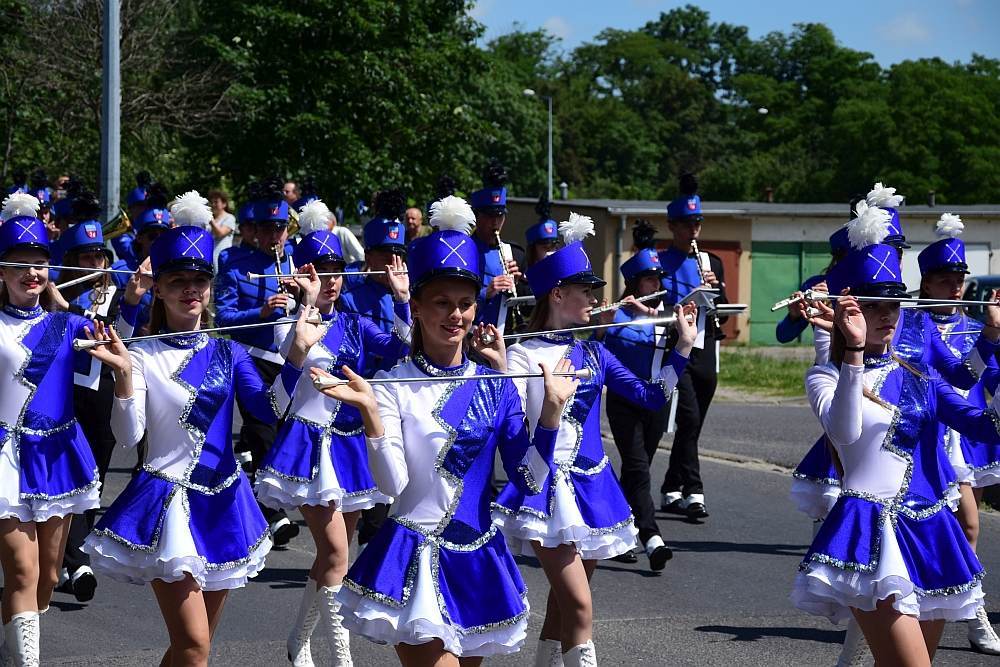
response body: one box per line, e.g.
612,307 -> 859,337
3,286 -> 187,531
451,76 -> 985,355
430,195 -> 475,234
866,182 -> 904,209
847,201 -> 891,250
298,199 -> 334,234
170,191 -> 213,229
935,213 -> 963,239
1,193 -> 40,222
559,212 -> 595,245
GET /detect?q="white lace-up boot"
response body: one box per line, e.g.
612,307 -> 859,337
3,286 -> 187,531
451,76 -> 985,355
3,612 -> 40,667
563,639 -> 597,667
319,585 -> 353,666
287,580 -> 321,666
969,605 -> 1000,655
534,638 -> 564,667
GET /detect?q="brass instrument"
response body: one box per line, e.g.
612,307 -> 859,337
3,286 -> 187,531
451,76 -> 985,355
495,231 -> 526,331
287,206 -> 301,237
691,238 -> 722,331
102,208 -> 132,240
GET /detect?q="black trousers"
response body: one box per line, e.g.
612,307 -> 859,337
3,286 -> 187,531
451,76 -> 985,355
236,356 -> 285,524
606,390 -> 667,546
661,342 -> 718,497
63,377 -> 118,572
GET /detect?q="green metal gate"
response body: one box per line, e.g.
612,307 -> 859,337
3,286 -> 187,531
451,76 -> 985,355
750,242 -> 830,345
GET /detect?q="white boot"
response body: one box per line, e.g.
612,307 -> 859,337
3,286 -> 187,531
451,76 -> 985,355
287,580 -> 321,666
534,638 -> 563,667
319,585 -> 353,667
3,612 -> 40,667
563,640 -> 597,667
835,618 -> 871,667
969,605 -> 1000,655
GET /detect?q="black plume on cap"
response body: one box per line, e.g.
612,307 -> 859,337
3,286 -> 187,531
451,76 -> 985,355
679,172 -> 699,197
11,169 -> 26,187
71,190 -> 102,220
535,194 -> 552,220
30,169 -> 48,190
259,175 -> 284,201
481,158 -> 508,189
373,189 -> 406,221
135,170 -> 152,188
633,218 -> 657,250
434,175 -> 457,201
145,182 -> 170,210
299,176 -> 318,199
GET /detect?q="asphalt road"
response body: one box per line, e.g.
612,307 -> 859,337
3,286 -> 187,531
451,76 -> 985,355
26,398 -> 1000,666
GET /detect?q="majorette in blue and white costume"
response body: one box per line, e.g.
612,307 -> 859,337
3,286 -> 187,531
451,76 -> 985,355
0,194 -> 102,523
789,187 -> 998,522
493,214 -> 689,560
917,214 -> 1000,488
84,208 -> 302,591
256,224 -> 405,512
792,202 -> 1000,625
335,196 -> 558,658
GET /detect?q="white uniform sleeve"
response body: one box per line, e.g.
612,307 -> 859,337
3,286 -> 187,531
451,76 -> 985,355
365,375 -> 407,498
813,327 -> 831,366
806,363 -> 864,446
110,347 -> 147,449
506,344 -> 530,412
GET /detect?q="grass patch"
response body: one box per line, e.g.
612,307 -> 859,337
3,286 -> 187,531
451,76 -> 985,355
718,349 -> 810,398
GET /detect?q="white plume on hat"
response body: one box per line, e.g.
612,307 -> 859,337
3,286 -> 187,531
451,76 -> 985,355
1,192 -> 40,222
935,213 -> 963,239
170,191 -> 213,229
430,195 -> 475,234
559,212 -> 595,245
298,199 -> 334,234
847,201 -> 891,250
866,182 -> 904,209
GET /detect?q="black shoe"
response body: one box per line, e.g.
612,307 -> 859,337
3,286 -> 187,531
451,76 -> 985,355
610,550 -> 638,564
661,498 -> 686,515
685,502 -> 709,519
648,545 -> 673,571
70,566 -> 97,602
269,516 -> 300,547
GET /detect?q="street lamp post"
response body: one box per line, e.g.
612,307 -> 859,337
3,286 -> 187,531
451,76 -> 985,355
100,1 -> 121,224
523,89 -> 553,200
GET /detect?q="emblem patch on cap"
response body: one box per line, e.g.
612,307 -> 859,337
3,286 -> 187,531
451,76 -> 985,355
544,223 -> 554,233
492,193 -> 501,203
388,229 -> 399,240
687,198 -> 697,210
84,223 -> 98,239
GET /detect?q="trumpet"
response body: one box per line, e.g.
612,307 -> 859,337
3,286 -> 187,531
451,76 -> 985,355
312,367 -> 593,388
287,206 -> 301,237
102,208 -> 132,240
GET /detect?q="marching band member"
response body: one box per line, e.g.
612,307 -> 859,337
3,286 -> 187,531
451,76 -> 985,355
656,173 -> 728,521
312,195 -> 576,665
214,178 -> 301,547
48,220 -> 145,604
470,159 -> 524,330
917,213 -> 1000,654
793,207 -> 1000,666
598,247 -> 677,571
0,194 -> 101,666
255,205 -> 410,666
493,213 -> 696,666
524,198 -> 560,269
83,204 -> 324,666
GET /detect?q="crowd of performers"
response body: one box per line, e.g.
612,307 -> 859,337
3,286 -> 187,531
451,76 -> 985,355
777,183 -> 1000,665
0,162 -> 997,667
0,164 -> 719,667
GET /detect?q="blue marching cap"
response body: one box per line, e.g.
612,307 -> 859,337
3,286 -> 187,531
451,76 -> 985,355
407,229 -> 481,292
237,202 -> 256,225
667,194 -> 702,221
0,215 -> 49,258
621,248 -> 664,282
526,219 -> 559,245
918,214 -> 967,275
293,230 -> 344,268
253,200 -> 289,225
527,241 -> 606,296
826,243 -> 907,298
828,227 -> 850,254
149,226 -> 214,278
65,220 -> 111,258
134,207 -> 172,235
293,194 -> 319,212
363,217 -> 406,254
52,197 -> 74,219
126,185 -> 147,207
881,208 -> 909,249
469,186 -> 507,213
33,188 -> 51,205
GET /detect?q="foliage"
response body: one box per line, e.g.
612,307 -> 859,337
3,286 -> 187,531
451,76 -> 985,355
1,1 -> 997,210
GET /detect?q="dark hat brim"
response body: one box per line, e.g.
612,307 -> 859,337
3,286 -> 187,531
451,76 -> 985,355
559,271 -> 607,289
154,258 -> 214,279
923,262 -> 969,275
370,244 -> 407,257
312,255 -> 346,269
853,282 -> 909,299
473,206 -> 507,215
884,237 -> 910,250
412,267 -> 481,293
1,242 -> 50,259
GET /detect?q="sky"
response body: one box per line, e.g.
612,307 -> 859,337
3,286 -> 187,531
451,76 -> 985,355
471,0 -> 1000,66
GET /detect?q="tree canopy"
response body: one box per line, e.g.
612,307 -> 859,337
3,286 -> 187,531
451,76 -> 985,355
1,1 -> 997,211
